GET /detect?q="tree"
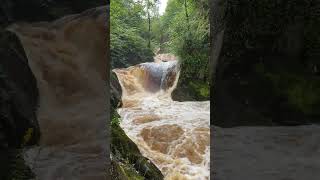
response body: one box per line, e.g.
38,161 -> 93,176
147,0 -> 151,47
110,0 -> 154,68
184,0 -> 190,31
144,0 -> 159,48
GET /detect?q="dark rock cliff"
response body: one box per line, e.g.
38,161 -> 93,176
0,27 -> 40,180
211,0 -> 320,127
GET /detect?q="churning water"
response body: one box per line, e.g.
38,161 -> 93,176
114,58 -> 210,180
8,6 -> 109,180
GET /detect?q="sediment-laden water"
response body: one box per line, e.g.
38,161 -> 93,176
8,6 -> 108,180
114,58 -> 210,180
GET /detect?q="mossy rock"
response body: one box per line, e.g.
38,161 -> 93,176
110,72 -> 122,109
0,31 -> 40,178
172,79 -> 210,101
111,121 -> 164,180
110,159 -> 144,180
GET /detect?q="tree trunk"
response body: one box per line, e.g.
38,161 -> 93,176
147,0 -> 151,48
184,0 -> 190,31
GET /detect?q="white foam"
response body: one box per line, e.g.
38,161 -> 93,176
114,59 -> 210,180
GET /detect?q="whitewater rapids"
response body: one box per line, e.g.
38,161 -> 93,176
8,6 -> 109,180
114,59 -> 210,180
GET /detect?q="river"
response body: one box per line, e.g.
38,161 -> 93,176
113,57 -> 210,180
8,6 -> 108,180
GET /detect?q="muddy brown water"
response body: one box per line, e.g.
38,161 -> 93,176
114,58 -> 210,180
8,6 -> 109,180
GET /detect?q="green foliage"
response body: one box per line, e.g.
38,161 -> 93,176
22,128 -> 34,146
189,81 -> 210,98
150,0 -> 210,100
111,0 -> 154,68
111,160 -> 144,180
160,0 -> 210,83
111,0 -> 210,100
111,110 -> 121,126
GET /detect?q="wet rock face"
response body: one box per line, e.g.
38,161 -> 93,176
0,31 -> 40,148
211,0 -> 320,127
111,72 -> 122,108
0,28 -> 40,180
0,0 -> 108,24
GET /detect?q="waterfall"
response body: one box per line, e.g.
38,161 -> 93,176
113,57 -> 210,180
7,6 -> 109,180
